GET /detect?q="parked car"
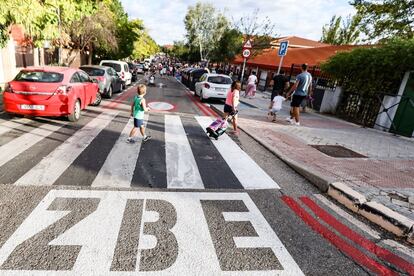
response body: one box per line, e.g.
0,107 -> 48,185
189,68 -> 209,91
3,66 -> 99,122
136,64 -> 144,74
127,62 -> 138,82
181,67 -> 194,87
80,65 -> 123,99
99,60 -> 132,89
195,73 -> 232,102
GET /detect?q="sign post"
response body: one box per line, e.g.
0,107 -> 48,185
240,40 -> 252,85
277,41 -> 289,75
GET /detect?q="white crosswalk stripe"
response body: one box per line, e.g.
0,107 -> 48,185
1,113 -> 280,190
14,111 -> 119,186
0,118 -> 33,136
0,122 -> 67,168
91,115 -> 148,188
165,115 -> 204,189
195,116 -> 280,190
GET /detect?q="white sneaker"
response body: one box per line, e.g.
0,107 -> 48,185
126,137 -> 135,143
285,117 -> 293,123
294,122 -> 300,126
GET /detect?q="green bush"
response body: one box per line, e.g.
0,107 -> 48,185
321,39 -> 414,96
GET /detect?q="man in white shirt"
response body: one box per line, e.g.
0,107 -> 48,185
244,71 -> 258,98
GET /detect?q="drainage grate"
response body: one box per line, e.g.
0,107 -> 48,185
310,145 -> 367,158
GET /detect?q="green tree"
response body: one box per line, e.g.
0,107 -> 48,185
132,29 -> 159,60
210,28 -> 243,63
184,2 -> 229,62
320,15 -> 361,45
351,0 -> 414,41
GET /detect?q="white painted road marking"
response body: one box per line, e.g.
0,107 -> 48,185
0,118 -> 32,136
14,111 -> 119,186
92,115 -> 148,188
165,115 -> 204,189
0,190 -> 303,275
195,116 -> 280,190
0,122 -> 66,168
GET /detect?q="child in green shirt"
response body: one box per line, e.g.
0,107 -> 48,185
127,84 -> 151,143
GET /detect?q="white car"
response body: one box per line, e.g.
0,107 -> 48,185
99,60 -> 132,89
194,73 -> 233,102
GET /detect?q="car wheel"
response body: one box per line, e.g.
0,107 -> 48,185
68,99 -> 81,122
92,92 -> 102,106
106,86 -> 113,98
194,89 -> 198,97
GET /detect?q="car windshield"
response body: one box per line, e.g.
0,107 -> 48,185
207,76 -> 232,85
101,62 -> 121,72
14,71 -> 64,83
81,67 -> 105,76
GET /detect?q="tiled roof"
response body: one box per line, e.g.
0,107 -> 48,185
233,45 -> 360,70
271,36 -> 330,48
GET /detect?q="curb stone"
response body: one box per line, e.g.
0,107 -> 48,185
210,103 -> 414,244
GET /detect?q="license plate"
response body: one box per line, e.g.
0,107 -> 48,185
20,104 -> 45,111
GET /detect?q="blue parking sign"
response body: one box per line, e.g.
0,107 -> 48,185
278,41 -> 289,56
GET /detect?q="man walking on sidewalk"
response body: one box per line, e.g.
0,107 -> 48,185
286,64 -> 313,126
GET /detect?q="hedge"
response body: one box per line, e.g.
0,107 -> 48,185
321,39 -> 414,96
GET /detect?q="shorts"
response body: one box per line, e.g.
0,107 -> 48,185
270,107 -> 281,114
223,104 -> 236,115
291,95 -> 306,107
134,118 -> 144,128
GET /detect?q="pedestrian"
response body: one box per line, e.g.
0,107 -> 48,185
268,90 -> 286,122
127,84 -> 151,143
244,71 -> 257,98
286,64 -> 313,126
223,80 -> 241,134
269,69 -> 289,101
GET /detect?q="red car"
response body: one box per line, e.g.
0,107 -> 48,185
3,67 -> 100,121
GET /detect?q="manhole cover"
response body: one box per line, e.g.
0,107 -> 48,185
310,145 -> 367,158
148,101 -> 175,111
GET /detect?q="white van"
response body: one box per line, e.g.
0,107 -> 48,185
99,60 -> 132,88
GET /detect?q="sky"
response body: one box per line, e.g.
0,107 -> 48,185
120,0 -> 356,45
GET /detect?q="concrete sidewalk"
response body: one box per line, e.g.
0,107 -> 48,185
211,90 -> 414,244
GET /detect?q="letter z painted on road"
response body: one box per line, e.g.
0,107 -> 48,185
0,190 -> 304,275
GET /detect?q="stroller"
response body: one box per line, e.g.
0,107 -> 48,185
206,112 -> 237,140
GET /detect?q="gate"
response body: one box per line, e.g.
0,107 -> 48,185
390,73 -> 414,137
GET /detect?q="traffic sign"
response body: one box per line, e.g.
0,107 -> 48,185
243,39 -> 252,49
242,49 -> 251,58
278,41 -> 289,56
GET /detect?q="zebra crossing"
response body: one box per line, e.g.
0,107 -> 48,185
0,112 -> 280,190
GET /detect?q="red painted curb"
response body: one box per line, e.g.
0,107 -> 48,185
281,196 -> 397,276
300,196 -> 414,275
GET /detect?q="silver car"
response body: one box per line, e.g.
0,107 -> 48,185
80,65 -> 123,99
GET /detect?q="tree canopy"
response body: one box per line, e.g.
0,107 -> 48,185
351,0 -> 414,41
0,0 -> 158,62
320,15 -> 361,45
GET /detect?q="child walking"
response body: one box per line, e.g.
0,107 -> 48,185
127,84 -> 151,143
268,91 -> 286,122
223,80 -> 241,134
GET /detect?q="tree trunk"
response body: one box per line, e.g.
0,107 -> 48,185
88,43 -> 93,65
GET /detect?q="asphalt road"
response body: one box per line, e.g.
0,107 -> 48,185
0,75 -> 413,275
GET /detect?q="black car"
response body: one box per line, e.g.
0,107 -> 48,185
188,68 -> 209,91
181,68 -> 194,87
